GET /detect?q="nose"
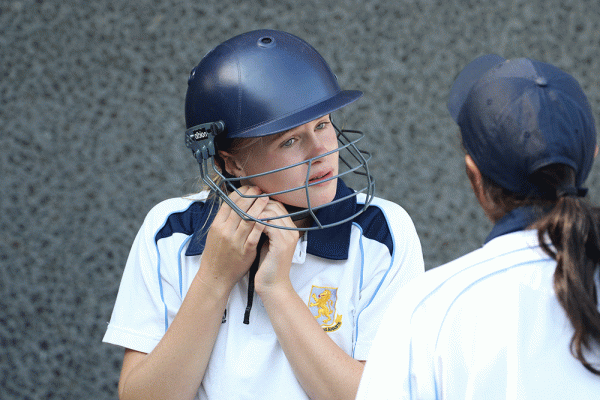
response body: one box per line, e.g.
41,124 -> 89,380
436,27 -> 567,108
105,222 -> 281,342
305,131 -> 330,161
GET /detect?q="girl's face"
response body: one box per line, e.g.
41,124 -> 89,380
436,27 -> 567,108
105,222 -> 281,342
222,115 -> 339,209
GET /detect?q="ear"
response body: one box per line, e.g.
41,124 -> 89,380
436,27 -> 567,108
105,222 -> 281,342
465,155 -> 481,188
595,145 -> 599,158
219,151 -> 244,177
465,155 -> 501,223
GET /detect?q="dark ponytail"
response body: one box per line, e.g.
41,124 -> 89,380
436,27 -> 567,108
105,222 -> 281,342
533,195 -> 600,375
483,164 -> 600,375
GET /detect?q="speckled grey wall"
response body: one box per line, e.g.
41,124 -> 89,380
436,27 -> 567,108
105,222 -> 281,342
2,0 -> 599,398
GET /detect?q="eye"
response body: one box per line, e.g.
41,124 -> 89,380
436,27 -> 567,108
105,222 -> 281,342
315,121 -> 329,130
281,137 -> 297,148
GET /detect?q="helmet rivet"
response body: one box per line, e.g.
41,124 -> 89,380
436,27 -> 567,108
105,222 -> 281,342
258,36 -> 275,48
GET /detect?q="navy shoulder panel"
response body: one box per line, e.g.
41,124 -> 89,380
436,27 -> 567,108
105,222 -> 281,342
155,201 -> 213,244
354,204 -> 394,257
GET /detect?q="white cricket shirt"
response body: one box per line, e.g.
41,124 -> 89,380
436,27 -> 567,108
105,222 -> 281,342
357,229 -> 600,400
104,180 -> 424,399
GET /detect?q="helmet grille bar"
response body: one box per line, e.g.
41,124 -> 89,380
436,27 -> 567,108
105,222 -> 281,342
191,125 -> 375,231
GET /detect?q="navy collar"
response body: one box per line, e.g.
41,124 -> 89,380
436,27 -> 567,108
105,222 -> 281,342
484,205 -> 545,244
186,179 -> 357,260
305,179 -> 356,260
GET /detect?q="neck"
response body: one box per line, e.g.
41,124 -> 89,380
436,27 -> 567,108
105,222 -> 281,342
284,204 -> 313,229
293,217 -> 312,229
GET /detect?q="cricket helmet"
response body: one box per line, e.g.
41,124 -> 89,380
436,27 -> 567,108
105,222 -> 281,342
184,29 -> 374,230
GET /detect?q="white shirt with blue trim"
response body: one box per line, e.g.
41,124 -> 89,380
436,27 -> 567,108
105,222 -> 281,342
103,182 -> 424,399
357,229 -> 600,400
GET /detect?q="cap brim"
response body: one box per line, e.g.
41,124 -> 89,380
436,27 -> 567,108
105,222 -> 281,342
448,54 -> 506,122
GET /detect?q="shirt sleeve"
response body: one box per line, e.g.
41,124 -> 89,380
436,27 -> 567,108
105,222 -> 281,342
356,267 -> 443,400
102,203 -> 176,354
352,201 -> 425,360
355,289 -> 419,399
356,253 -> 481,400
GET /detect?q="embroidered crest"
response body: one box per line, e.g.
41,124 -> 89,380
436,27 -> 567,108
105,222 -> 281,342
308,286 -> 342,332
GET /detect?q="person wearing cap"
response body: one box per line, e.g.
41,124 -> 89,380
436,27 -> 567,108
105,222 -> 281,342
356,55 -> 600,399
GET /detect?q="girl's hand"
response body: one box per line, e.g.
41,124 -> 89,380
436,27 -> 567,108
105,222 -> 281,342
254,200 -> 301,295
198,186 -> 269,290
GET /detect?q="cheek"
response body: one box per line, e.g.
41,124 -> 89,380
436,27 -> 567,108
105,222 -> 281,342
247,167 -> 299,192
328,133 -> 339,149
323,144 -> 340,169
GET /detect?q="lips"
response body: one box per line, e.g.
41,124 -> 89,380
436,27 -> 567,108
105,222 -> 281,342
308,170 -> 333,184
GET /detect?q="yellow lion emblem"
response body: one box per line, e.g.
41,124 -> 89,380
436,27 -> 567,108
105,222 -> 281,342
308,286 -> 342,331
310,289 -> 335,324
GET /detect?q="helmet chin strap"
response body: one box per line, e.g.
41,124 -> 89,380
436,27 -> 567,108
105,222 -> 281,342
243,234 -> 268,324
243,203 -> 308,325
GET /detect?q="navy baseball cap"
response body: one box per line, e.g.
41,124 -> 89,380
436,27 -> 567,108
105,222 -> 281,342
448,54 -> 597,196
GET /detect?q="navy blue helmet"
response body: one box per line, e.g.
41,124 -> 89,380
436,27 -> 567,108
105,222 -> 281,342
184,29 -> 374,230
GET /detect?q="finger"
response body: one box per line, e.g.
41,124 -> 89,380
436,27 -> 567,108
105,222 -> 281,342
215,186 -> 262,228
244,218 -> 268,252
212,194 -> 234,225
212,185 -> 255,225
259,205 -> 300,256
228,186 -> 268,232
232,194 -> 270,243
230,186 -> 265,217
261,200 -> 297,229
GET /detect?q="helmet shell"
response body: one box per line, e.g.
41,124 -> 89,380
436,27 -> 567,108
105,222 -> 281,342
185,29 -> 362,138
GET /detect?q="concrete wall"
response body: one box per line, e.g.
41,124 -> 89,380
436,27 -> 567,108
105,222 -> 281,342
2,0 -> 599,398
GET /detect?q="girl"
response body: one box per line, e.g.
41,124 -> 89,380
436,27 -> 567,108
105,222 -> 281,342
103,29 -> 424,400
357,55 -> 600,399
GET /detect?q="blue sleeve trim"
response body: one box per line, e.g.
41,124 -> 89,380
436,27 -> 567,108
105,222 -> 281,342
178,236 -> 192,297
353,203 -> 397,356
353,223 -> 366,358
153,200 -> 208,332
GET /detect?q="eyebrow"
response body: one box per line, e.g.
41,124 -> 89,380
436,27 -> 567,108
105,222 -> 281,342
266,130 -> 289,144
266,116 -> 330,144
